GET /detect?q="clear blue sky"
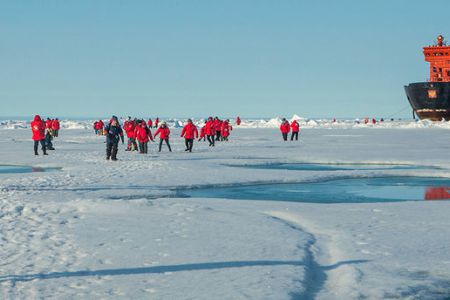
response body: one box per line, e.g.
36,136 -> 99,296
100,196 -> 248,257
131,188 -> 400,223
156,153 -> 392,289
1,0 -> 448,118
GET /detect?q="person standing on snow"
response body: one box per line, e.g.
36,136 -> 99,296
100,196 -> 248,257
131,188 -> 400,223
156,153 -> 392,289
52,118 -> 60,137
31,115 -> 47,155
104,116 -> 124,161
199,122 -> 206,142
154,117 -> 159,128
236,116 -> 241,126
280,118 -> 290,141
45,118 -> 55,150
205,117 -> 215,147
154,121 -> 172,152
147,118 -> 153,129
221,119 -> 232,141
181,119 -> 199,152
214,117 -> 222,141
135,121 -> 154,154
124,118 -> 138,151
97,120 -> 104,135
290,120 -> 300,141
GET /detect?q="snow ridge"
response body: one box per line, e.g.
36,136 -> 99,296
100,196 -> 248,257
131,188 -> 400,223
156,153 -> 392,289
266,211 -> 369,299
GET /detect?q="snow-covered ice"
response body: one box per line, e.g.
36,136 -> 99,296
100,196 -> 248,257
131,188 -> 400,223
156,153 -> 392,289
1,123 -> 450,299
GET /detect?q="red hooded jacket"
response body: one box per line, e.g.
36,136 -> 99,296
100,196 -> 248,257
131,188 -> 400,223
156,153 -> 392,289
124,121 -> 136,138
154,126 -> 170,139
45,119 -> 53,129
236,116 -> 241,126
181,123 -> 199,139
291,121 -> 300,133
147,119 -> 153,128
52,119 -> 60,130
205,120 -> 215,135
213,119 -> 222,132
221,121 -> 232,137
31,115 -> 46,141
200,126 -> 206,138
135,124 -> 154,143
95,120 -> 104,130
280,122 -> 291,134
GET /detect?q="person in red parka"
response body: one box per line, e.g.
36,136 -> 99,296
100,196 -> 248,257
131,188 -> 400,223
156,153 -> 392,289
221,119 -> 232,141
199,122 -> 206,142
44,118 -> 55,150
290,120 -> 300,141
280,118 -> 290,141
52,118 -> 60,137
213,117 -> 222,141
45,118 -> 53,130
147,118 -> 153,128
236,116 -> 241,126
154,121 -> 171,152
31,115 -> 47,155
124,118 -> 138,151
134,121 -> 154,154
154,117 -> 159,128
205,117 -> 215,147
181,119 -> 199,152
96,120 -> 105,135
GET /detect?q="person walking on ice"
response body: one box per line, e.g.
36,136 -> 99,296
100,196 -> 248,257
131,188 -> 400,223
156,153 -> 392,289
104,116 -> 124,161
135,121 -> 154,154
290,119 -> 300,141
205,117 -> 215,147
280,118 -> 290,141
31,115 -> 47,156
221,119 -> 232,141
181,119 -> 198,152
154,121 -> 172,152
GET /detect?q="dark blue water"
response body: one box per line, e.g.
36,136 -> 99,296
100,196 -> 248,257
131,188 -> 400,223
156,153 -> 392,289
0,165 -> 60,174
179,177 -> 450,203
227,163 -> 439,171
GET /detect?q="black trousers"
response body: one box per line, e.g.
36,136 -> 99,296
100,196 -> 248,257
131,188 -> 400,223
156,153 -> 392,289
106,140 -> 119,159
45,132 -> 54,149
139,142 -> 148,153
216,131 -> 221,141
185,139 -> 194,152
282,133 -> 288,141
291,132 -> 299,141
34,139 -> 46,154
207,135 -> 215,146
159,139 -> 172,152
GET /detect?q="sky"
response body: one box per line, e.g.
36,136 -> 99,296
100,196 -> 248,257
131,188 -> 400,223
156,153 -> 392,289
1,0 -> 449,119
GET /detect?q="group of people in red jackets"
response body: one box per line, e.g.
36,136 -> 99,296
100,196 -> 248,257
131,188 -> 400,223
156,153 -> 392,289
199,117 -> 233,147
279,118 -> 300,141
31,115 -> 60,155
31,115 -> 301,159
117,116 -> 234,156
121,117 -> 171,153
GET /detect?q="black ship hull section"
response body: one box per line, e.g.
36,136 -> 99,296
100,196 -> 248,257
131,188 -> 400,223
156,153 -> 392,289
404,82 -> 450,121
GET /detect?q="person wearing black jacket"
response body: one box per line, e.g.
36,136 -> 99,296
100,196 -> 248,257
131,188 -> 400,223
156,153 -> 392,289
104,116 -> 124,161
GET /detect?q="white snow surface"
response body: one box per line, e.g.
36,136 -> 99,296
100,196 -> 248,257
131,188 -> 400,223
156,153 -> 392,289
1,126 -> 450,299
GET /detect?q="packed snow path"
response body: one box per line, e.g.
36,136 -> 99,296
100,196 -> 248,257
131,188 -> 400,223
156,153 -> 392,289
1,127 -> 450,299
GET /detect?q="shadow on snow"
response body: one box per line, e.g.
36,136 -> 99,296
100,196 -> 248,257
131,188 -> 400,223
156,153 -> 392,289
0,259 -> 369,283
